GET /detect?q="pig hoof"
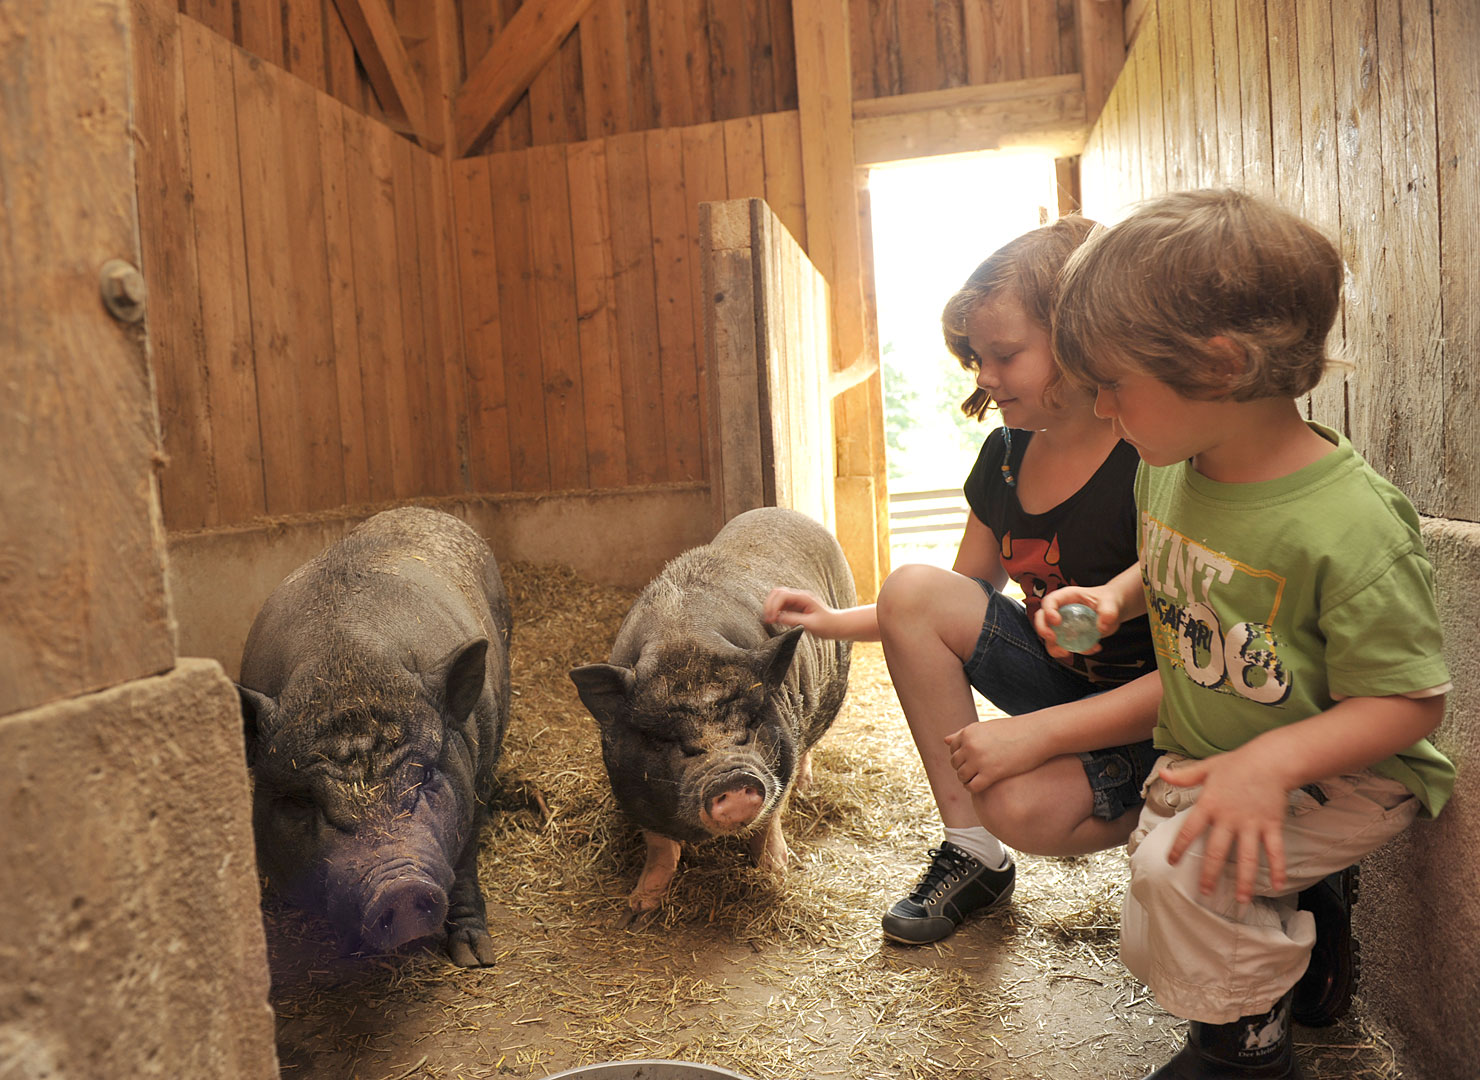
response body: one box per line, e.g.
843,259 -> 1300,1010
615,903 -> 661,931
445,925 -> 497,967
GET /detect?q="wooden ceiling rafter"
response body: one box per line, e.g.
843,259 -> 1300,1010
852,74 -> 1091,164
454,0 -> 598,157
329,0 -> 432,146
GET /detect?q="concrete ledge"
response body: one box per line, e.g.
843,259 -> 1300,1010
167,485 -> 715,679
0,659 -> 277,1078
1354,517 -> 1480,1078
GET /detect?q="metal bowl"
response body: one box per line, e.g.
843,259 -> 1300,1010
539,1061 -> 757,1080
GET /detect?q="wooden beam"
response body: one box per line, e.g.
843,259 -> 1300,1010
852,74 -> 1090,164
794,0 -> 887,599
330,0 -> 430,144
454,0 -> 597,156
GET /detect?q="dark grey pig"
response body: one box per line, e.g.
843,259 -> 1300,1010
569,506 -> 854,923
236,507 -> 510,967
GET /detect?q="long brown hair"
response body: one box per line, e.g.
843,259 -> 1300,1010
941,215 -> 1098,420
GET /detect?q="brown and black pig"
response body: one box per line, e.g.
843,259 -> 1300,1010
236,507 -> 510,967
569,506 -> 854,923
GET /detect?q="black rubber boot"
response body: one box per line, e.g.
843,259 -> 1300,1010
1292,866 -> 1360,1027
1143,991 -> 1304,1079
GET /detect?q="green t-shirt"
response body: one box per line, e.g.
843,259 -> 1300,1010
1135,423 -> 1455,816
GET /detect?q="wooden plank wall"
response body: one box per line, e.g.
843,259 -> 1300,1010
851,0 -> 1080,98
1079,0 -> 1478,524
450,112 -> 809,493
177,0 -> 378,116
457,0 -> 1084,151
135,9 -> 467,531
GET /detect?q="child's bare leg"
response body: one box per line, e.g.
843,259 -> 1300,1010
971,755 -> 1138,855
876,564 -> 992,830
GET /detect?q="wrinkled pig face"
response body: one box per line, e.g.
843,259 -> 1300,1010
238,640 -> 488,955
570,627 -> 803,844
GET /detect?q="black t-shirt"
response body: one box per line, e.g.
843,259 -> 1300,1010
963,426 -> 1154,686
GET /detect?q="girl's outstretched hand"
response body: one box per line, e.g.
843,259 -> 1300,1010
1159,748 -> 1292,905
1035,586 -> 1121,658
764,586 -> 838,637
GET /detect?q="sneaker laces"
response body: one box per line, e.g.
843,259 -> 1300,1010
907,846 -> 975,904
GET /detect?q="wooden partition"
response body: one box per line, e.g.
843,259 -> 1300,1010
1079,0 -> 1477,524
134,7 -> 467,531
449,112 -> 808,495
701,198 -> 834,533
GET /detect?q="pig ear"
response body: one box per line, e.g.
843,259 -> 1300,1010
436,638 -> 490,723
569,664 -> 636,730
236,685 -> 276,760
754,624 -> 805,694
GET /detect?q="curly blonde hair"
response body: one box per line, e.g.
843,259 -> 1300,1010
1052,189 -> 1342,401
941,215 -> 1099,420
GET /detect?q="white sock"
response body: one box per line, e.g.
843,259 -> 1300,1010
944,826 -> 1010,870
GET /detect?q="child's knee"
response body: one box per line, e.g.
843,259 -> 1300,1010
877,563 -> 945,626
1127,820 -> 1193,904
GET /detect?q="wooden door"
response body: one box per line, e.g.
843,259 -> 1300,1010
701,198 -> 835,533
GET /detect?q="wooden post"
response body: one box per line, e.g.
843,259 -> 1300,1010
793,0 -> 888,600
2,0 -> 175,712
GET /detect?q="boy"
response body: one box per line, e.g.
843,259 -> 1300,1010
1027,189 -> 1455,1079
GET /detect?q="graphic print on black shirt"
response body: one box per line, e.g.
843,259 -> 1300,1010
963,427 -> 1153,686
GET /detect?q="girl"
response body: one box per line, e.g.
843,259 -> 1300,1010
764,216 -> 1161,944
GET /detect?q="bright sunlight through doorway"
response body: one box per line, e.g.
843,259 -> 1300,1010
869,151 -> 1062,569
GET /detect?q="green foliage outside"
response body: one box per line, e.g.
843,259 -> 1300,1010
882,339 -> 998,488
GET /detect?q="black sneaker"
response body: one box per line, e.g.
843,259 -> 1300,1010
1293,866 -> 1361,1027
881,842 -> 1015,944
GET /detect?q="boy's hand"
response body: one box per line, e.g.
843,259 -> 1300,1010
1035,586 -> 1121,658
763,587 -> 838,637
1160,748 -> 1292,904
943,715 -> 1054,793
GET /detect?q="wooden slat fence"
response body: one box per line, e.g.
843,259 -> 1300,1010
1080,0 -> 1477,524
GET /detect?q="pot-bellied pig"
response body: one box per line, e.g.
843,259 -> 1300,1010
569,506 -> 854,923
236,507 -> 510,967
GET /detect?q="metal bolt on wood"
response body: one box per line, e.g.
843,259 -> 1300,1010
100,259 -> 146,323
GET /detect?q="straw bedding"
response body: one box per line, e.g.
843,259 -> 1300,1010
264,561 -> 1403,1080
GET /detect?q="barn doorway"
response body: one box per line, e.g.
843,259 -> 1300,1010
868,151 -> 1062,569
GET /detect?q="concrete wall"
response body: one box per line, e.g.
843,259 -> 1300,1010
0,660 -> 278,1078
1353,520 -> 1480,1077
168,484 -> 715,679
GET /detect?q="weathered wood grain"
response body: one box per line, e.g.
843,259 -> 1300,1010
451,157 -> 514,492
605,132 -> 667,483
134,0 -> 212,529
488,150 -> 554,491
527,143 -> 590,490
1,0 -> 175,712
1437,0 -> 1480,518
646,129 -> 703,482
180,19 -> 267,523
565,139 -> 628,489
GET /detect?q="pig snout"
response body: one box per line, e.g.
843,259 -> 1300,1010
362,867 -> 449,953
700,769 -> 770,833
324,847 -> 455,956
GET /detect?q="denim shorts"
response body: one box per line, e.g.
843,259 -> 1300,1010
962,577 -> 1160,821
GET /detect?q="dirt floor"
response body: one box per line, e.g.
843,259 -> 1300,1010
264,563 -> 1408,1080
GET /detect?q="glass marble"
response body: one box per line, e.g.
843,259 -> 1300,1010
1054,603 -> 1102,654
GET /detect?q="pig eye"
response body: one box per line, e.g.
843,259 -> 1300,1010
275,791 -> 318,818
